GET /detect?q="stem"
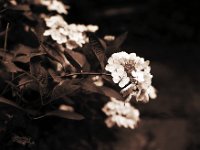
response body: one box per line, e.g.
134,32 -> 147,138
16,80 -> 34,87
63,72 -> 111,77
4,23 -> 9,52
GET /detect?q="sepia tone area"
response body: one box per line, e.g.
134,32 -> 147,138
0,0 -> 200,150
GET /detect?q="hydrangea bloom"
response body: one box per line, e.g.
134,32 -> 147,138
41,0 -> 69,14
102,97 -> 140,129
105,51 -> 156,102
43,15 -> 99,49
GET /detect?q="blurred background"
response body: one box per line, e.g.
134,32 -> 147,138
2,0 -> 200,150
65,0 -> 200,150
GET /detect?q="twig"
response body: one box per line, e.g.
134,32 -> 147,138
4,23 -> 9,52
16,80 -> 34,87
63,72 -> 111,77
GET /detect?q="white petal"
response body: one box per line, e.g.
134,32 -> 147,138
119,77 -> 130,88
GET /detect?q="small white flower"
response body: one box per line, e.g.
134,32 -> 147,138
92,76 -> 103,87
41,0 -> 69,14
86,25 -> 99,32
59,104 -> 74,112
106,51 -> 157,102
43,15 -> 98,49
102,97 -> 140,129
103,35 -> 115,41
44,15 -> 67,28
44,28 -> 67,44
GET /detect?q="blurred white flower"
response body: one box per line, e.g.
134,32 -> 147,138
92,76 -> 104,87
103,35 -> 115,41
43,15 -> 98,49
87,25 -> 99,32
102,97 -> 140,129
10,0 -> 17,5
105,51 -> 157,102
41,0 -> 69,14
59,104 -> 74,112
44,28 -> 67,44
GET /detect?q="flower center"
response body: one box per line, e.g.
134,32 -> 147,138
124,63 -> 135,75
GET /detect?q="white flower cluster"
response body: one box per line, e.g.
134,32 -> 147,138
43,15 -> 98,49
105,51 -> 156,102
41,0 -> 69,14
102,97 -> 140,129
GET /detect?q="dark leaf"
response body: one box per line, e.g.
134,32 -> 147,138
88,33 -> 107,70
18,76 -> 35,90
41,43 -> 67,69
64,49 -> 87,71
35,110 -> 84,120
82,79 -> 123,99
13,44 -> 38,56
34,18 -> 45,42
111,32 -> 128,49
30,58 -> 49,101
0,97 -> 23,110
51,79 -> 81,100
8,5 -> 30,11
81,44 -> 98,71
13,52 -> 45,63
48,68 -> 62,83
13,55 -> 30,63
107,32 -> 128,55
98,38 -> 107,50
1,61 -> 22,73
0,50 -> 14,61
101,86 -> 124,100
0,97 -> 38,115
81,80 -> 103,94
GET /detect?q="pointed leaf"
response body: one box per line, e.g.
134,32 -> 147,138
88,33 -> 107,70
0,97 -> 23,110
51,79 -> 81,100
41,43 -> 67,68
1,61 -> 22,73
111,32 -> 128,49
64,49 -> 87,71
81,80 -> 103,94
35,110 -> 84,120
107,32 -> 128,55
101,86 -> 124,100
48,68 -> 62,83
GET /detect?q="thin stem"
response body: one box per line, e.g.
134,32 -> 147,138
16,80 -> 34,87
4,23 -> 9,52
63,72 -> 111,77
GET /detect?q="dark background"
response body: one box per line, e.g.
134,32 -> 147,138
67,0 -> 200,150
1,0 -> 200,150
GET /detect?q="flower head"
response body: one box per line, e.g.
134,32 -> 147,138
102,97 -> 140,129
43,15 -> 98,49
41,0 -> 69,14
105,51 -> 156,102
